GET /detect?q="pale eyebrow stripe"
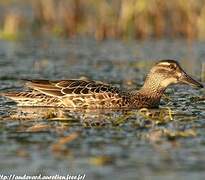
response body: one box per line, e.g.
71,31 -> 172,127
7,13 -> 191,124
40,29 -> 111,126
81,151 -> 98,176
155,64 -> 171,69
158,62 -> 171,66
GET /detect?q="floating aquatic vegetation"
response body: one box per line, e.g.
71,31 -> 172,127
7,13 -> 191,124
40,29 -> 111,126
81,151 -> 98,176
3,106 -> 175,128
15,148 -> 30,158
51,132 -> 79,155
138,107 -> 173,123
164,129 -> 197,140
111,111 -> 134,126
26,123 -> 51,133
89,155 -> 114,166
146,128 -> 197,143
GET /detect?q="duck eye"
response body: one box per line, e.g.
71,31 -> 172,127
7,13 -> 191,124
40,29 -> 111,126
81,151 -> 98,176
169,64 -> 176,70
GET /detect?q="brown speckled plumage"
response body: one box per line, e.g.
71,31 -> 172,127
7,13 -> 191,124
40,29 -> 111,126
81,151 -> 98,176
1,60 -> 203,108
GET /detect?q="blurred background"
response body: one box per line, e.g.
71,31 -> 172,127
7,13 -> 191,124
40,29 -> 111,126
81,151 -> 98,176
1,0 -> 205,41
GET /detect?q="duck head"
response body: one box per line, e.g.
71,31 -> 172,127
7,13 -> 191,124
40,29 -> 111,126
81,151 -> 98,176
145,59 -> 203,90
134,59 -> 203,108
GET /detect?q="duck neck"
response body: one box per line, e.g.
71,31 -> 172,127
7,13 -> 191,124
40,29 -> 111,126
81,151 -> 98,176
139,83 -> 166,99
132,76 -> 167,108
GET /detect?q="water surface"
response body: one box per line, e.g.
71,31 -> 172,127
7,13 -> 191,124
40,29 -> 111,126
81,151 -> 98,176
0,38 -> 204,180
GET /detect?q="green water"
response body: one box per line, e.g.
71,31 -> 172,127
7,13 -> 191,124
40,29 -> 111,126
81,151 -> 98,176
0,38 -> 204,180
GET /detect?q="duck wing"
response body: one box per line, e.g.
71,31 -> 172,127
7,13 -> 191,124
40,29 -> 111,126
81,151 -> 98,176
25,79 -> 120,97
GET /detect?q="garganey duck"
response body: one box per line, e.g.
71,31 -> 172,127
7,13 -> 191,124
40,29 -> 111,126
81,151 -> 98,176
1,60 -> 203,108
